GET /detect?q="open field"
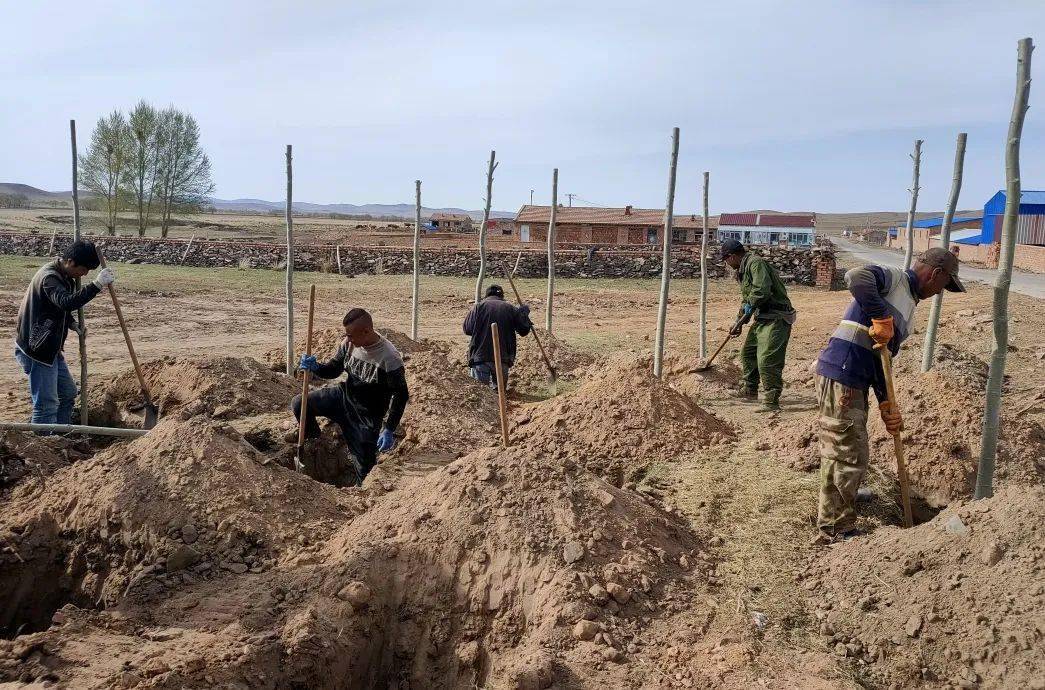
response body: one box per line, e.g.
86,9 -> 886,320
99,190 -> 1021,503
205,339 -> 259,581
1,250 -> 1043,688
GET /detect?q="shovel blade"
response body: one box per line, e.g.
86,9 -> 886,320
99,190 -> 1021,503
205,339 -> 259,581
142,403 -> 159,430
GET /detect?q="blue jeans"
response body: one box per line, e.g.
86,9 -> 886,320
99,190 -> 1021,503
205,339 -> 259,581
469,362 -> 509,389
14,348 -> 78,425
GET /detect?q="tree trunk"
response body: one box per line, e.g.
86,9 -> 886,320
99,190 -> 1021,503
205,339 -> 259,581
474,150 -> 497,304
698,171 -> 710,359
546,168 -> 558,334
412,180 -> 421,340
920,132 -> 968,372
285,145 -> 295,377
653,127 -> 680,379
902,139 -> 923,270
976,38 -> 1033,500
70,120 -> 88,426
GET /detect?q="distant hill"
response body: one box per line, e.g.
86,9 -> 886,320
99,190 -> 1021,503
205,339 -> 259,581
0,183 -> 513,221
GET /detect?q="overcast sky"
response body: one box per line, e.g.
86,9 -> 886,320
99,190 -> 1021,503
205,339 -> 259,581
3,1 -> 1044,213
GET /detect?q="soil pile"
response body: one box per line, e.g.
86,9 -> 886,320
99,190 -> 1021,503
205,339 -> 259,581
1,443 -> 712,688
0,417 -> 358,639
91,355 -> 299,424
0,431 -> 76,490
868,345 -> 1045,506
514,353 -> 735,485
261,327 -> 429,372
802,485 -> 1045,689
668,356 -> 744,400
509,327 -> 596,395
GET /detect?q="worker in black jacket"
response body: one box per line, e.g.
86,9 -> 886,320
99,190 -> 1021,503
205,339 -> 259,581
14,241 -> 114,425
463,284 -> 532,388
292,308 -> 409,483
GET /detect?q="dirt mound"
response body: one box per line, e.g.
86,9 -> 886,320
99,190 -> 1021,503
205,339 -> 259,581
514,353 -> 735,485
802,485 -> 1045,689
0,417 -> 359,638
668,356 -> 744,400
757,410 -> 820,472
509,328 -> 597,395
91,355 -> 299,425
868,346 -> 1045,507
0,431 -> 78,491
1,443 -> 712,688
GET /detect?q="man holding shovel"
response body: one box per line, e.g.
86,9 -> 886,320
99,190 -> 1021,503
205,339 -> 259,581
814,248 -> 964,541
14,240 -> 114,427
721,240 -> 796,411
463,284 -> 532,389
290,308 -> 409,484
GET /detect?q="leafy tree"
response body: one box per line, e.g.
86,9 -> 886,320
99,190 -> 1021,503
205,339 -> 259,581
123,101 -> 161,236
154,108 -> 214,237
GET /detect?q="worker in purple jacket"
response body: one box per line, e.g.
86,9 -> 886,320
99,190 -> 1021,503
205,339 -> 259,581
815,247 -> 964,541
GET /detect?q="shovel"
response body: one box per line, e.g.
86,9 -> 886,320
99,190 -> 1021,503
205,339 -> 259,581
691,316 -> 745,372
877,345 -> 913,528
96,249 -> 159,429
500,263 -> 558,385
294,284 -> 317,473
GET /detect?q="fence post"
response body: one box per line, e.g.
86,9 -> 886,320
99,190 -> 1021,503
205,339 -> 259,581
653,127 -> 680,378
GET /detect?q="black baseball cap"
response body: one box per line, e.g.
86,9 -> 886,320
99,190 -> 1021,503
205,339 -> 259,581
720,239 -> 745,258
917,247 -> 965,292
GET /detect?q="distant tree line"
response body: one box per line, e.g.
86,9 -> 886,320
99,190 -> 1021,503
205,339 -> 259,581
79,101 -> 214,237
0,193 -> 31,209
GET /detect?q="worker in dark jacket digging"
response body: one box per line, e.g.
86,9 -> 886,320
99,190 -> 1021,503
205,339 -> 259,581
14,240 -> 115,426
721,239 -> 797,411
463,284 -> 532,388
814,247 -> 964,542
291,308 -> 409,483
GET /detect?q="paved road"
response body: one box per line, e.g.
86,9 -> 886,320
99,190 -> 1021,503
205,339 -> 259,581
832,238 -> 1045,300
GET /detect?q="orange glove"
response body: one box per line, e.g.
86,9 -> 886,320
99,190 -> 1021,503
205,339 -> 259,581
879,400 -> 904,434
868,316 -> 894,349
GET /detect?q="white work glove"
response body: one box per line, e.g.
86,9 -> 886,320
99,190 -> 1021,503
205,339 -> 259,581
92,267 -> 115,289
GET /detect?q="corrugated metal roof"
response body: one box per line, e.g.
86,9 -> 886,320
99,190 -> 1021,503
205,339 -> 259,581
913,215 -> 983,228
513,205 -> 709,228
719,212 -> 815,228
949,228 -> 983,242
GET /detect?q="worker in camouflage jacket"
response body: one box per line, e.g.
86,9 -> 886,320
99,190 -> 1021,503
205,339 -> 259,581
814,248 -> 964,541
721,240 -> 797,411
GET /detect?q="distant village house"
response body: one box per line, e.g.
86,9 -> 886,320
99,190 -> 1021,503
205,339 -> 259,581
430,212 -> 473,232
717,213 -> 816,248
513,205 -> 713,246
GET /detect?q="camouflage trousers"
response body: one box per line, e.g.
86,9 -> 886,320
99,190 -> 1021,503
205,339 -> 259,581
816,375 -> 870,534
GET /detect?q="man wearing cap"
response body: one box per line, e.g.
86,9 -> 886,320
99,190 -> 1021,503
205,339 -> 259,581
814,247 -> 965,541
721,239 -> 797,411
463,285 -> 532,389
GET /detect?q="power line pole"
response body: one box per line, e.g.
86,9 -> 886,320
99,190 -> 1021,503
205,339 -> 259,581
565,193 -> 577,207
529,189 -> 534,205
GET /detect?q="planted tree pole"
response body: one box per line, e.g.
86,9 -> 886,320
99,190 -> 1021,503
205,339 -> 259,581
698,171 -> 710,359
902,139 -> 923,270
285,145 -> 294,377
976,38 -> 1033,500
411,179 -> 422,340
71,119 -> 88,426
546,168 -> 558,334
920,132 -> 968,372
474,150 -> 497,304
653,127 -> 680,379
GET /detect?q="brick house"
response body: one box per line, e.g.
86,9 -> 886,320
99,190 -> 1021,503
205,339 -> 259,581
430,212 -> 473,232
513,205 -> 713,246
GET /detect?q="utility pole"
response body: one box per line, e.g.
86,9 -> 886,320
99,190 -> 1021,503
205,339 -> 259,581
529,189 -> 534,205
565,193 -> 577,207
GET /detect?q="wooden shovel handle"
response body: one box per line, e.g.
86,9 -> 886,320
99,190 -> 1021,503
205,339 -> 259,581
296,284 -> 317,451
879,347 -> 913,528
501,263 -> 557,380
96,250 -> 153,405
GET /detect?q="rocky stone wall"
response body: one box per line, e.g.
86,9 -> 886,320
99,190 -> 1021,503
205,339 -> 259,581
0,231 -> 834,285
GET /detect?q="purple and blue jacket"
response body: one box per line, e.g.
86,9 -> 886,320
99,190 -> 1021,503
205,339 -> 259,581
815,265 -> 921,402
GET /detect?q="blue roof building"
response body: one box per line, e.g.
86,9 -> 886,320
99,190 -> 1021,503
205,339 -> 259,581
981,190 -> 1045,245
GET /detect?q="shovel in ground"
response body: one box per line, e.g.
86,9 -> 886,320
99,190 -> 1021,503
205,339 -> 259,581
96,249 -> 159,428
691,316 -> 745,372
294,284 -> 317,473
500,263 -> 558,386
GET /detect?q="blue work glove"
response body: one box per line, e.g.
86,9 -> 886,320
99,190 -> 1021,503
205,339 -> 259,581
298,354 -> 319,372
742,303 -> 754,316
377,428 -> 396,453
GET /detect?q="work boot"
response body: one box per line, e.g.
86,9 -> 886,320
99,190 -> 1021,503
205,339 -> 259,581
734,385 -> 758,401
757,389 -> 781,412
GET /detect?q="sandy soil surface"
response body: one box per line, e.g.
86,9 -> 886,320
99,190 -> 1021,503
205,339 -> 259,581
1,248 -> 1043,688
